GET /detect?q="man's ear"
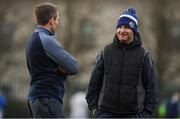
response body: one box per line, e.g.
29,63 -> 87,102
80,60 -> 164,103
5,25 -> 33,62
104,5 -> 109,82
49,18 -> 54,25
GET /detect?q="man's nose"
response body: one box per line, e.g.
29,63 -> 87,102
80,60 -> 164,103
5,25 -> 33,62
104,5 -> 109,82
119,27 -> 126,32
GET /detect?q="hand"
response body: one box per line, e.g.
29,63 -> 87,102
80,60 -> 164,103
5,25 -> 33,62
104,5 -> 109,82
92,108 -> 97,115
143,110 -> 149,117
54,66 -> 69,77
58,66 -> 68,74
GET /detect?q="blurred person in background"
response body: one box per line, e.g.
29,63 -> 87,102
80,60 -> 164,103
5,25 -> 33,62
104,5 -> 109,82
86,7 -> 159,118
69,91 -> 88,118
26,3 -> 79,118
158,92 -> 180,118
0,91 -> 6,118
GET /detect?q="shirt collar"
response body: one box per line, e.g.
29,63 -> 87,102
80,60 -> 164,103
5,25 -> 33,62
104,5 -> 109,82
34,26 -> 54,36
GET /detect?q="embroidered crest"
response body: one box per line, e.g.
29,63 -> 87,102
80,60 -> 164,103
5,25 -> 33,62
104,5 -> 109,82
129,22 -> 134,28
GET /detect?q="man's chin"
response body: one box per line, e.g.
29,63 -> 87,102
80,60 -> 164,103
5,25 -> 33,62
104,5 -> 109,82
120,38 -> 127,42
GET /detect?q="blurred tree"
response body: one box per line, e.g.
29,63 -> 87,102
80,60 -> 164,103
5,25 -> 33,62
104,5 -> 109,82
63,0 -> 97,54
0,1 -> 25,117
77,18 -> 95,52
63,0 -> 74,52
0,0 -> 16,81
149,0 -> 180,97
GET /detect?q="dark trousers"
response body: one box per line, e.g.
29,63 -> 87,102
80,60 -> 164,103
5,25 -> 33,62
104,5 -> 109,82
28,98 -> 64,118
93,109 -> 146,118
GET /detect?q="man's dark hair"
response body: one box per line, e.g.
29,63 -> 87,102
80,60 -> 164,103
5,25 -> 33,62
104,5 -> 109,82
35,3 -> 58,25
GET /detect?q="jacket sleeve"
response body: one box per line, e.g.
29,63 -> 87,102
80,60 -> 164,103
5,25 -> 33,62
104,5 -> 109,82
85,51 -> 104,110
142,54 -> 159,115
41,37 -> 79,75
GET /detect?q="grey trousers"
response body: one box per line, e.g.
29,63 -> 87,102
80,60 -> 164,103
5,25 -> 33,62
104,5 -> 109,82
28,98 -> 64,118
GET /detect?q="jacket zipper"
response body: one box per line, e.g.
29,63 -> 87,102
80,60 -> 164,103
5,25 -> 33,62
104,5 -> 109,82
118,47 -> 125,111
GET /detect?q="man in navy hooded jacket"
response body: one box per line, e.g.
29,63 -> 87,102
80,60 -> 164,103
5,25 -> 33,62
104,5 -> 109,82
86,7 -> 158,118
26,3 -> 79,118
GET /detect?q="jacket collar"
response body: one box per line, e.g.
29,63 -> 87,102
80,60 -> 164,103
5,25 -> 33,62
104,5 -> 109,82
34,26 -> 54,36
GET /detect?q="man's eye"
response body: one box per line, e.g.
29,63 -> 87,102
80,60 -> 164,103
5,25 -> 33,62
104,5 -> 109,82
124,26 -> 129,28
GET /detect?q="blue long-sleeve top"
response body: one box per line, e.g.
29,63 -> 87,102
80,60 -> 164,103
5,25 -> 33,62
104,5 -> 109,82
86,50 -> 158,115
26,27 -> 79,103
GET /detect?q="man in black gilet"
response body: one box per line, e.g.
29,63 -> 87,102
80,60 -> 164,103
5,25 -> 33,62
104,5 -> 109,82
86,7 -> 158,118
